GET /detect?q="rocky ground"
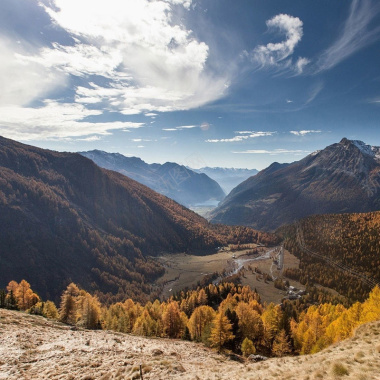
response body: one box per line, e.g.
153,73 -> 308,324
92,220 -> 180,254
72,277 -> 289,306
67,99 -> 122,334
1,309 -> 380,380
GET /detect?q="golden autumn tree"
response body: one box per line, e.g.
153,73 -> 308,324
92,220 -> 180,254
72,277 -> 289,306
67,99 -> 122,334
43,300 -> 59,319
272,329 -> 292,357
209,311 -> 234,352
77,291 -> 102,329
241,337 -> 256,357
360,286 -> 380,323
188,305 -> 216,342
262,303 -> 284,346
133,309 -> 159,337
15,279 -> 39,310
59,283 -> 80,325
162,301 -> 184,338
235,301 -> 264,343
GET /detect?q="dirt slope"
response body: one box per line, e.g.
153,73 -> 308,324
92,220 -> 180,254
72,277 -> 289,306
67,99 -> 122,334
1,309 -> 380,380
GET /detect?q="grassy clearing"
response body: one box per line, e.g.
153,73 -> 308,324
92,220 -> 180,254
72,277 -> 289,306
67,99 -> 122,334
156,247 -> 304,304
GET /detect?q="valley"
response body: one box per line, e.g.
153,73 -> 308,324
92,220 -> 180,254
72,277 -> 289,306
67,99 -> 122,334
156,244 -> 305,304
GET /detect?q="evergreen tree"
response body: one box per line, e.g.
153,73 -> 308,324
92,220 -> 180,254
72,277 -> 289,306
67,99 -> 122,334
6,289 -> 18,310
0,289 -> 6,308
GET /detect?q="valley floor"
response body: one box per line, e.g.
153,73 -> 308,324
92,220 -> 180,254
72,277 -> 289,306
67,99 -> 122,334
1,309 -> 380,380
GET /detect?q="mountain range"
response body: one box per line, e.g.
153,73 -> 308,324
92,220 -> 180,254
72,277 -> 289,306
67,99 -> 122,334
210,138 -> 380,231
0,136 -> 274,303
80,150 -> 225,207
193,167 -> 258,194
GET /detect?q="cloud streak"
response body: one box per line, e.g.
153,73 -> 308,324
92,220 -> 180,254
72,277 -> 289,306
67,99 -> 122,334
290,130 -> 321,136
206,131 -> 275,143
316,0 -> 380,72
233,149 -> 310,155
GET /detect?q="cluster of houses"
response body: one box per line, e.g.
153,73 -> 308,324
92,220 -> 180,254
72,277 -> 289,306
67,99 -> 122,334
286,285 -> 307,300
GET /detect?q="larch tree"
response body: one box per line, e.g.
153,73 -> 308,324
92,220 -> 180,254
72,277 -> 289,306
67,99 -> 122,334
15,279 -> 39,310
241,337 -> 256,357
59,283 -> 80,325
77,291 -> 101,329
188,305 -> 216,342
235,301 -> 264,343
272,329 -> 292,357
162,301 -> 184,338
43,300 -> 59,319
209,311 -> 235,352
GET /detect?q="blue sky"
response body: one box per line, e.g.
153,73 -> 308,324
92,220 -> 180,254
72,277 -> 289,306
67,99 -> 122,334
1,0 -> 380,169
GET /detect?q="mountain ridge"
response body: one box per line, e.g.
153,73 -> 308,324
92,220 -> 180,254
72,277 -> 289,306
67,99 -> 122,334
80,150 -> 225,207
210,138 -> 380,231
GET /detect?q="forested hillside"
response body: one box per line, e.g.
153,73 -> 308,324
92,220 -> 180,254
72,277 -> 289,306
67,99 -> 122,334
279,211 -> 380,302
2,278 -> 380,360
0,136 -> 277,303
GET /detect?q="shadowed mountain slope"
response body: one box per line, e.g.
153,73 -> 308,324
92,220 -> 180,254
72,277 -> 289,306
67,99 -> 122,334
0,137 -> 275,303
210,138 -> 380,231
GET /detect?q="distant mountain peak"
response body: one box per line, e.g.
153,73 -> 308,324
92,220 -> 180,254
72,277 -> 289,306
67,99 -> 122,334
210,138 -> 380,231
336,138 -> 380,161
79,150 -> 225,206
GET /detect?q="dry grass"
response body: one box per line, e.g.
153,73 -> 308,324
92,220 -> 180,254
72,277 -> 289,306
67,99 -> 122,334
1,310 -> 380,380
331,362 -> 349,377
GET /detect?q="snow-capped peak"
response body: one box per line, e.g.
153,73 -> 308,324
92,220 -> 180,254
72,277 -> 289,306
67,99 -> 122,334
351,140 -> 374,157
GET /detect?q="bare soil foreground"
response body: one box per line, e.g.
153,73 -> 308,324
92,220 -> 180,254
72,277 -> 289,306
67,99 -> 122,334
1,309 -> 380,380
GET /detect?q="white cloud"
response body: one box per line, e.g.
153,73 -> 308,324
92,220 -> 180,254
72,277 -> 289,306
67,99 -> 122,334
206,131 -> 275,143
0,37 -> 66,106
0,101 -> 144,141
76,135 -> 102,142
233,149 -> 310,155
316,0 -> 380,72
162,125 -> 198,131
0,0 -> 233,140
295,57 -> 310,74
39,0 -> 229,114
177,125 -> 198,130
290,130 -> 321,136
251,14 -> 306,74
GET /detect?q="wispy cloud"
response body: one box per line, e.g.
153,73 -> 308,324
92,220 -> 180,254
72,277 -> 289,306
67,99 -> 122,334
233,149 -> 310,155
251,14 -> 309,75
206,131 -> 275,143
316,0 -> 380,72
290,130 -> 321,136
76,135 -> 102,142
163,125 -> 198,132
0,101 -> 144,141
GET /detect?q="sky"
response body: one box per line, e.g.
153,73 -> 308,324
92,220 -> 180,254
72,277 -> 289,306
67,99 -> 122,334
1,0 -> 380,170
